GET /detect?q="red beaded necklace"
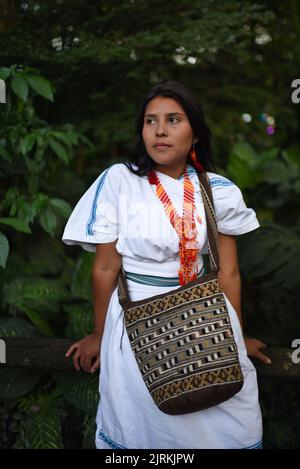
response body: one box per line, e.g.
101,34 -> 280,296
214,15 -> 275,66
148,166 -> 200,286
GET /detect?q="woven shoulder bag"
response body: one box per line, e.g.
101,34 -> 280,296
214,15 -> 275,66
117,172 -> 244,415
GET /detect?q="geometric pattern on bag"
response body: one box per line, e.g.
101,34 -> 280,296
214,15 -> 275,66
123,275 -> 243,414
117,172 -> 244,415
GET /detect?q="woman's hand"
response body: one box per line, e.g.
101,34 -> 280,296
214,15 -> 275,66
65,332 -> 102,373
244,337 -> 272,365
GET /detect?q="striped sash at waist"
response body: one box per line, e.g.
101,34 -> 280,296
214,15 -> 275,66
124,265 -> 205,287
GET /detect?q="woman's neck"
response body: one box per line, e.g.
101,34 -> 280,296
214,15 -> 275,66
155,160 -> 188,180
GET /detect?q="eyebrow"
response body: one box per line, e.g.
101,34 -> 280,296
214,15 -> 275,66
144,112 -> 185,117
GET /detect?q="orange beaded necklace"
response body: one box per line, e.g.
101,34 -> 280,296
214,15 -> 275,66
148,166 -> 200,286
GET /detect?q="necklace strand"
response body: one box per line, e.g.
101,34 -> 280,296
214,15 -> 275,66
148,166 -> 200,285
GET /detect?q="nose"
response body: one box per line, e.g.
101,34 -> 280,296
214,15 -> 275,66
155,120 -> 168,136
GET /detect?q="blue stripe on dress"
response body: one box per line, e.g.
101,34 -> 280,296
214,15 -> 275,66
97,429 -> 127,449
97,428 -> 262,449
179,168 -> 234,188
86,169 -> 109,236
209,178 -> 234,187
178,166 -> 197,180
86,162 -> 125,236
242,440 -> 263,449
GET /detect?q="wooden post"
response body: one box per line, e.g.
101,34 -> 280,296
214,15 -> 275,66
0,338 -> 299,379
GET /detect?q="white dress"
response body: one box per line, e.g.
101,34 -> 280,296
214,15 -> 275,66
62,162 -> 263,449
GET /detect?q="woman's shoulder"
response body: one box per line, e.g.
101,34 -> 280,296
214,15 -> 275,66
102,161 -> 141,179
205,172 -> 260,235
205,171 -> 244,203
206,172 -> 236,188
95,162 -> 137,188
101,161 -> 128,177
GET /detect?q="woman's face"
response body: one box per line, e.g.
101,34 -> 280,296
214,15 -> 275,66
142,96 -> 197,167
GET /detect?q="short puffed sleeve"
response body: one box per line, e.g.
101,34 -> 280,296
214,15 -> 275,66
62,163 -> 121,252
207,173 -> 260,235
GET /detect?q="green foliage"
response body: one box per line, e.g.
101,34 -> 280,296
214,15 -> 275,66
56,371 -> 99,416
0,0 -> 299,449
16,392 -> 63,449
0,64 -> 93,267
0,318 -> 42,401
64,304 -> 94,339
0,232 -> 9,268
70,252 -> 94,301
2,277 -> 71,335
0,317 -> 40,338
239,223 -> 300,289
0,369 -> 41,402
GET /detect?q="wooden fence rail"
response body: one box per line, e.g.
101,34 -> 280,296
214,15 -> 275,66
0,338 -> 300,380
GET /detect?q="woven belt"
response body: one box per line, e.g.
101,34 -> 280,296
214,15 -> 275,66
124,265 -> 205,287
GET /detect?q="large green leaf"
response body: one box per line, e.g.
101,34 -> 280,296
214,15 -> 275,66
238,223 -> 300,289
24,74 -> 54,101
0,67 -> 11,80
49,130 -> 74,148
0,368 -> 40,401
19,304 -> 55,337
64,304 -> 94,339
231,142 -> 258,166
227,156 -> 259,189
0,217 -> 31,234
48,137 -> 69,163
71,253 -> 94,301
2,277 -> 71,331
0,145 -> 11,162
49,198 -> 72,218
0,232 -> 9,268
22,396 -> 63,449
283,147 -> 300,166
2,277 -> 71,308
227,142 -> 260,189
257,147 -> 280,168
56,371 -> 99,415
20,133 -> 37,156
39,207 -> 57,236
11,74 -> 28,101
0,318 -> 40,338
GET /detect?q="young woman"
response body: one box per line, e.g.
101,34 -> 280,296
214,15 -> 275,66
62,81 -> 270,449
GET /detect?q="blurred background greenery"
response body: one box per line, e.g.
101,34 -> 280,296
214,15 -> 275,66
0,0 -> 299,449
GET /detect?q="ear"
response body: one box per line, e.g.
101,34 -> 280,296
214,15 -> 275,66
193,138 -> 198,145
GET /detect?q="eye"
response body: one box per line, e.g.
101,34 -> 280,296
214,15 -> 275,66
145,118 -> 155,125
144,116 -> 180,125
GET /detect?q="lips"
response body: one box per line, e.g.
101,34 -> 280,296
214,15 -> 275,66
154,143 -> 171,147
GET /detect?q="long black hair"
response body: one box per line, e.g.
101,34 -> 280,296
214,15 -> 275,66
124,80 -> 216,177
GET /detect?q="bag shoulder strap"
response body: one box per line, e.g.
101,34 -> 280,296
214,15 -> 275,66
197,172 -> 219,273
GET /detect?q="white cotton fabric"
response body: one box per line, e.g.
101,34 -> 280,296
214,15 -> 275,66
62,162 -> 262,449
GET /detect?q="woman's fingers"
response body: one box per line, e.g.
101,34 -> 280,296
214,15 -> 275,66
65,338 -> 100,372
65,342 -> 82,370
80,355 -> 93,373
65,342 -> 78,358
258,341 -> 267,349
72,348 -> 82,371
90,356 -> 100,373
255,350 -> 272,365
257,341 -> 271,364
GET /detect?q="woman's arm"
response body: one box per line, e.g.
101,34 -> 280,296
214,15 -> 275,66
92,240 -> 122,337
217,233 -> 243,331
217,233 -> 271,364
65,240 -> 122,372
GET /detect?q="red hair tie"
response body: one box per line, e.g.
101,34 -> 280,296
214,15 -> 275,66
190,146 -> 205,172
